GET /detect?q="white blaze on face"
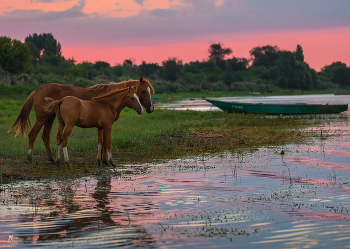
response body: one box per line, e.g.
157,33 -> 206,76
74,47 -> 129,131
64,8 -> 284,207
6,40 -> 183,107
63,147 -> 69,162
133,93 -> 143,114
97,143 -> 102,160
147,87 -> 153,108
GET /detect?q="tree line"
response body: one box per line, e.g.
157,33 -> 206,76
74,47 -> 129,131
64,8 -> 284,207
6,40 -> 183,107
0,33 -> 349,93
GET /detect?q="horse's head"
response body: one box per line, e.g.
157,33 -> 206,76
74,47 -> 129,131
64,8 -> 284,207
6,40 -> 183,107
137,76 -> 154,113
125,87 -> 143,115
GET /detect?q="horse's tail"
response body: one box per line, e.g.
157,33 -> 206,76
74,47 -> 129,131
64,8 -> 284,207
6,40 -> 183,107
43,98 -> 64,126
43,97 -> 62,114
8,89 -> 37,137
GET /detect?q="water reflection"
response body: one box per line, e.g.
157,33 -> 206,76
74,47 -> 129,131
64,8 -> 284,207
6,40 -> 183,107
1,109 -> 350,248
92,176 -> 115,226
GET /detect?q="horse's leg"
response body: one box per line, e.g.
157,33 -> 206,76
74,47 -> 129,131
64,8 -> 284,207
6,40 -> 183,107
55,120 -> 64,167
27,119 -> 46,163
97,128 -> 103,167
107,138 -> 116,167
102,126 -> 113,166
61,125 -> 74,168
42,115 -> 56,164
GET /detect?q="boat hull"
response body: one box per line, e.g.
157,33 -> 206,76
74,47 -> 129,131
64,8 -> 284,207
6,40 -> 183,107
206,99 -> 349,114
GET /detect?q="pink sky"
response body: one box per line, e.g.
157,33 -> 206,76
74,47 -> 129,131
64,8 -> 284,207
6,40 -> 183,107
1,0 -> 350,71
62,27 -> 350,71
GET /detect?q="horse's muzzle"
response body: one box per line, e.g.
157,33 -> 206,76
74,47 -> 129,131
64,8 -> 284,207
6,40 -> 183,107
146,104 -> 154,113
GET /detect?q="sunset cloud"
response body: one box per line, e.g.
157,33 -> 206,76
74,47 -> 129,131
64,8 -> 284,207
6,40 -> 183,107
30,0 -> 71,3
0,0 -> 349,69
2,0 -> 349,45
134,0 -> 146,6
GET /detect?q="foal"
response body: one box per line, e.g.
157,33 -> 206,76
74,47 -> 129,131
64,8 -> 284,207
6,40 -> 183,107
44,87 -> 143,167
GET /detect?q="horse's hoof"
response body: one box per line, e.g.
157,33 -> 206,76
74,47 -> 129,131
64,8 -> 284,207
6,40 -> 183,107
109,160 -> 117,167
27,154 -> 33,164
102,161 -> 111,167
66,162 -> 71,169
97,160 -> 102,167
48,158 -> 56,165
56,160 -> 61,167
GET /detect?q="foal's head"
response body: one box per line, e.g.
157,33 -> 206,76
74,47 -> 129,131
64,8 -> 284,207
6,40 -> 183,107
136,76 -> 154,113
125,87 -> 144,115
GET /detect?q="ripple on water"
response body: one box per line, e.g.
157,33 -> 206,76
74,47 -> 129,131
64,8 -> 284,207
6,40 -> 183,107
1,116 -> 350,248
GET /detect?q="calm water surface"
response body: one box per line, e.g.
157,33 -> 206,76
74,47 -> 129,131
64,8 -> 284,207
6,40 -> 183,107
156,94 -> 350,111
1,94 -> 350,248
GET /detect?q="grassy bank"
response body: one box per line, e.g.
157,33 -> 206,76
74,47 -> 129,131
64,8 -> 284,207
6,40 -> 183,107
0,98 -> 323,180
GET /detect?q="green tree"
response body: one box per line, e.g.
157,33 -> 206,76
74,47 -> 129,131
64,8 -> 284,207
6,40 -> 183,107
183,61 -> 201,74
208,43 -> 232,65
250,45 -> 279,68
222,71 -> 243,86
227,57 -> 250,71
0,36 -> 32,74
162,58 -> 183,82
321,62 -> 348,82
332,67 -> 350,87
139,61 -> 160,78
67,62 -> 97,79
294,44 -> 304,62
25,33 -> 61,64
276,51 -> 315,90
112,65 -> 124,77
123,59 -> 133,66
94,61 -> 110,70
67,64 -> 89,78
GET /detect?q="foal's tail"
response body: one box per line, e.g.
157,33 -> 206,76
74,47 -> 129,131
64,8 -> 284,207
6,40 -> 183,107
43,97 -> 62,113
8,89 -> 37,137
43,98 -> 64,125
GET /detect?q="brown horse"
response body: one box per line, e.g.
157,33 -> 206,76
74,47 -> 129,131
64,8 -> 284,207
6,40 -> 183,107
44,87 -> 143,167
8,76 -> 154,164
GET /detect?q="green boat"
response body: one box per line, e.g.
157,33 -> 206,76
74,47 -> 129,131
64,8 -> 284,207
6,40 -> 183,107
206,99 -> 349,114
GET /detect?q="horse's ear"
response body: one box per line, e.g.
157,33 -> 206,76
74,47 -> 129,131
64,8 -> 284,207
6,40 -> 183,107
139,76 -> 143,83
145,77 -> 149,81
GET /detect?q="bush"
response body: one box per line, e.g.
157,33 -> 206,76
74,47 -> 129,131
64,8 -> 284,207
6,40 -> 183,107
151,80 -> 167,94
188,84 -> 201,92
168,82 -> 187,93
230,82 -> 257,91
201,82 -> 212,91
27,73 -> 104,87
0,84 -> 35,98
212,81 -> 227,91
315,80 -> 333,90
255,79 -> 276,92
74,78 -> 92,88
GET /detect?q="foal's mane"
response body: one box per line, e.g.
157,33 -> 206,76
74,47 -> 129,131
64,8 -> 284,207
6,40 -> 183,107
87,79 -> 155,94
90,87 -> 136,100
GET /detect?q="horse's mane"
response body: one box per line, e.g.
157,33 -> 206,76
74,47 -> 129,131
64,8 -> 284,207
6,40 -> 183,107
90,86 -> 136,100
143,79 -> 155,94
88,79 -> 155,94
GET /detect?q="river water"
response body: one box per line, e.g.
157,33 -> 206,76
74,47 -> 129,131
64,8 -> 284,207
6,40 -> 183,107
156,94 -> 350,111
1,94 -> 350,248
